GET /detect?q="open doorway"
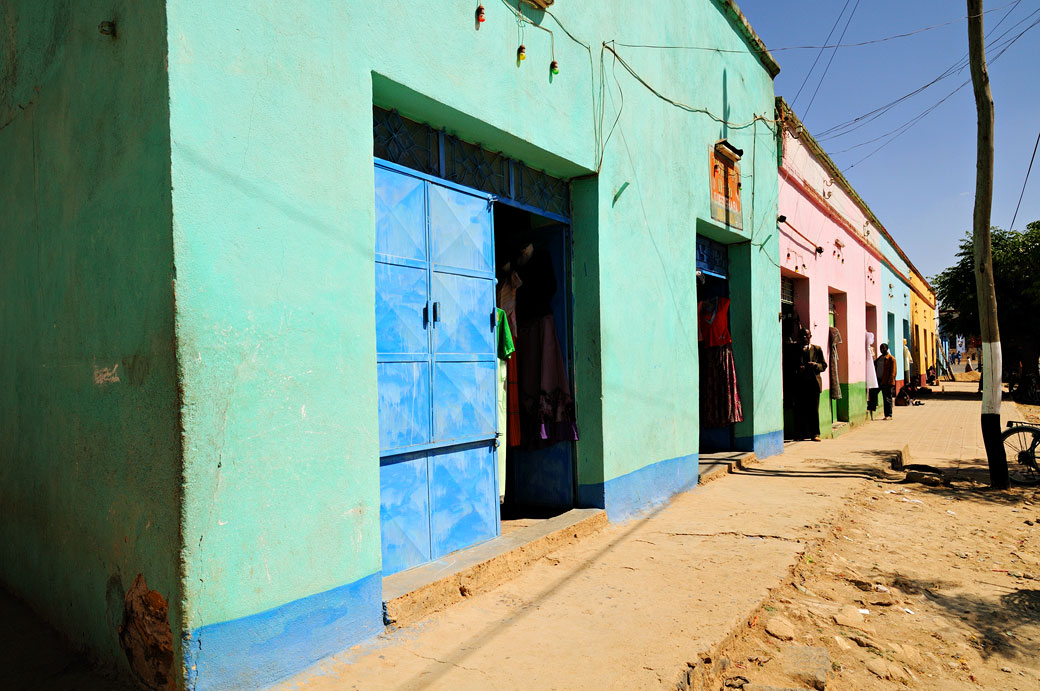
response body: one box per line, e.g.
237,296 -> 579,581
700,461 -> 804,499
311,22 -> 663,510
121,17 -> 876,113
493,204 -> 577,534
781,273 -> 809,439
698,270 -> 738,452
865,303 -> 879,419
829,290 -> 849,426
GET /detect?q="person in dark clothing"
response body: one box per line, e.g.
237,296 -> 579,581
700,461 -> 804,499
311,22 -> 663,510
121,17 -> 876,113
875,343 -> 898,419
793,328 -> 827,441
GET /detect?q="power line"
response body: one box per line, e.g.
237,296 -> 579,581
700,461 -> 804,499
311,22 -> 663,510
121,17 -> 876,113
837,14 -> 1040,170
613,0 -> 1022,55
1009,130 -> 1040,231
802,0 -> 862,120
815,2 -> 1032,141
792,0 -> 852,108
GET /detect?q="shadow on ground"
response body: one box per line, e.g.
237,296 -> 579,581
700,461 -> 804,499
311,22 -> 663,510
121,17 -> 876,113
733,459 -> 896,483
874,573 -> 1040,663
913,479 -> 1038,507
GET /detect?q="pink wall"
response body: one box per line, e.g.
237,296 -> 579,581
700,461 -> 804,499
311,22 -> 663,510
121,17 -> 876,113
778,130 -> 883,393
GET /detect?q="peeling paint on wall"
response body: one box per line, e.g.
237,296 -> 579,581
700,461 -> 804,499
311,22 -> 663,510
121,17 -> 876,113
93,362 -> 121,385
119,574 -> 174,691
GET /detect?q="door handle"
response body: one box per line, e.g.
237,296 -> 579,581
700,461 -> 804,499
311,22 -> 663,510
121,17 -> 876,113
491,310 -> 497,331
432,302 -> 441,324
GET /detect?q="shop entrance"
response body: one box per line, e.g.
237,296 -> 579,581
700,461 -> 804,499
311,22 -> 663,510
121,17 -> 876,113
372,107 -> 577,576
780,272 -> 810,439
494,205 -> 577,531
865,304 -> 880,419
697,236 -> 742,453
829,291 -> 849,426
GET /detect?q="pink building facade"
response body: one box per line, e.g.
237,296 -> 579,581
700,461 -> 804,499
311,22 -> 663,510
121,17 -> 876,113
776,99 -> 886,437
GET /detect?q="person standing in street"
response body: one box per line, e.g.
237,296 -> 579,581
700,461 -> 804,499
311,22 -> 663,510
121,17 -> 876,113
793,328 -> 828,441
876,343 -> 898,420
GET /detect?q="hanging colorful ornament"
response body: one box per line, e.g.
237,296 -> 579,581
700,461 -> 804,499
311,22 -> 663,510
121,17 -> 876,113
477,4 -> 485,22
550,60 -> 559,74
518,44 -> 527,60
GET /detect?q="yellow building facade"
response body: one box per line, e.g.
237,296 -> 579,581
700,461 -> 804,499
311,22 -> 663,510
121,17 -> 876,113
909,268 -> 937,384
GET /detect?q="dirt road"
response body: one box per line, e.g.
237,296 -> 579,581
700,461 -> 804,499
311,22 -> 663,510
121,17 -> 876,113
701,469 -> 1040,690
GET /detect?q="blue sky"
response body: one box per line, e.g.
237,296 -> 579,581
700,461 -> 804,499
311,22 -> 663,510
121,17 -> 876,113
738,0 -> 1040,280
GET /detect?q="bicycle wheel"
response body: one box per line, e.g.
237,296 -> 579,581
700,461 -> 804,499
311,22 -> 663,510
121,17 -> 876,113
1002,426 -> 1040,485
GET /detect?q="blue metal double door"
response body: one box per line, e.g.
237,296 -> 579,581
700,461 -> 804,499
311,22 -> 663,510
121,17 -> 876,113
374,162 -> 499,576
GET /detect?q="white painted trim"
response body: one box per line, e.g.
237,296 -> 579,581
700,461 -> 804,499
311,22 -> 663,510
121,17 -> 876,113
982,341 -> 1002,415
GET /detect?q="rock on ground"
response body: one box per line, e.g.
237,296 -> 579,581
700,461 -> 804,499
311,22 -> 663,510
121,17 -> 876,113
764,616 -> 796,641
781,645 -> 830,690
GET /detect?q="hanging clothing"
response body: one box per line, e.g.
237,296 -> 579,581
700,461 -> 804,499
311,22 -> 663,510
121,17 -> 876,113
496,309 -> 515,499
513,249 -> 578,448
698,297 -> 742,427
867,386 -> 880,413
865,332 -> 879,389
498,272 -> 523,448
700,343 -> 743,427
903,341 -> 913,384
792,343 -> 827,439
828,327 -> 843,400
497,270 -> 522,337
698,297 -> 733,347
516,315 -> 579,447
865,332 -> 880,414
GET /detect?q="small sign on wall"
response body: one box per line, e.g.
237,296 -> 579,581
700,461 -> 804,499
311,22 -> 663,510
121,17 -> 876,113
710,146 -> 743,230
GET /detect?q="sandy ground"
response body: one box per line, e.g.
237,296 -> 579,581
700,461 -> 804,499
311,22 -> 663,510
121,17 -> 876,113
1016,402 -> 1040,425
703,470 -> 1040,690
0,393 -> 1033,690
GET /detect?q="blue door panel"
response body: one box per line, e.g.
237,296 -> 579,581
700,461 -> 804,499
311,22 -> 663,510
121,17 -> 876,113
376,263 -> 429,356
379,452 -> 431,576
433,361 -> 497,442
375,166 -> 427,262
429,184 -> 493,274
376,164 -> 500,576
429,443 -> 497,558
432,272 -> 496,357
377,361 -> 431,452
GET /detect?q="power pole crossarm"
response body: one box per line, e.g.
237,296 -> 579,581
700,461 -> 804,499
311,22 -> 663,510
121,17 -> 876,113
967,0 -> 1009,489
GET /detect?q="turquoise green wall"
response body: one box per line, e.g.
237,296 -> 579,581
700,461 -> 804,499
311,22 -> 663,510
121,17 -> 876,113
166,0 -> 778,644
880,235 -> 913,380
0,0 -> 181,677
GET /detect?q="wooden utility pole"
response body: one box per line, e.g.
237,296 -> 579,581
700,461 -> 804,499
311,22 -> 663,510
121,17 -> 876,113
967,0 -> 1009,488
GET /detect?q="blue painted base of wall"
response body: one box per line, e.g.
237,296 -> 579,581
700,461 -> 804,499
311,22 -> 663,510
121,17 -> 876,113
736,429 -> 784,460
578,453 -> 698,522
183,572 -> 382,691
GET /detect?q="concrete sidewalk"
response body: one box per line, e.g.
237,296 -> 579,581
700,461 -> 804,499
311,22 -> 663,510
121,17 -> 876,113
284,396 -> 1016,691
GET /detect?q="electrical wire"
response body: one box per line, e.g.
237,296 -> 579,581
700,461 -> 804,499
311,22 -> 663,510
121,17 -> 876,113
802,0 -> 862,120
612,0 -> 1021,55
1009,129 -> 1040,231
602,43 -> 777,131
599,43 -> 624,172
815,2 -> 1031,141
837,13 -> 1040,170
791,0 -> 852,108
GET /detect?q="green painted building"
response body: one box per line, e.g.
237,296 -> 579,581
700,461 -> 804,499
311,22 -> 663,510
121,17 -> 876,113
1,1 -> 783,687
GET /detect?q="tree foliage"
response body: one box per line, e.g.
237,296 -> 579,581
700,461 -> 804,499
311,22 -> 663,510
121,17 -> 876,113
933,220 -> 1040,375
